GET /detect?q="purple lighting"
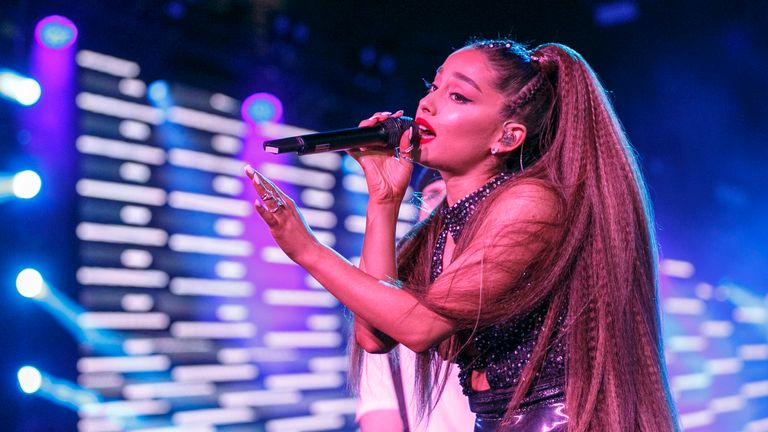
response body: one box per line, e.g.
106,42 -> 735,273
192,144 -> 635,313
34,15 -> 78,50
241,92 -> 283,124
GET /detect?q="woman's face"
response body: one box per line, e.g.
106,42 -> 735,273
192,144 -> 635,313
415,48 -> 507,175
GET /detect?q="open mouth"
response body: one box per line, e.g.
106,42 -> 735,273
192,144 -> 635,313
415,118 -> 436,143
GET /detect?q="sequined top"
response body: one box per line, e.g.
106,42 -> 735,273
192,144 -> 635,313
428,173 -> 566,400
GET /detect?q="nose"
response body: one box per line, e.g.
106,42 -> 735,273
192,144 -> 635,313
418,92 -> 434,115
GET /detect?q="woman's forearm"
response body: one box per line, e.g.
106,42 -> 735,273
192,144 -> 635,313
359,201 -> 400,283
354,202 -> 401,352
299,242 -> 453,353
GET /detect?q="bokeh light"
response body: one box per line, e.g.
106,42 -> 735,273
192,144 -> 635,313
147,80 -> 171,105
12,170 -> 42,199
0,70 -> 42,106
16,268 -> 45,299
241,92 -> 283,124
34,15 -> 78,50
18,366 -> 43,394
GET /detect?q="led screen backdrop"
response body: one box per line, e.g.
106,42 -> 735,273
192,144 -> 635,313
72,48 -> 417,431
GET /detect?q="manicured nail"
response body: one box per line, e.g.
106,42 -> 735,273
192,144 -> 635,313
244,165 -> 254,177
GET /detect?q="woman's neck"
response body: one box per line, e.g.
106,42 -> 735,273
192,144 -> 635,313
440,170 -> 501,206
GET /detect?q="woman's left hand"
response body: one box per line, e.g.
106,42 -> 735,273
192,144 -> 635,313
244,165 -> 320,264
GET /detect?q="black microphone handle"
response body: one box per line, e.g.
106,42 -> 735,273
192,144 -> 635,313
263,116 -> 413,155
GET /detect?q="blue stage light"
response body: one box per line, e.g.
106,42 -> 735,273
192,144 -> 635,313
0,70 -> 42,106
594,1 -> 639,27
12,170 -> 42,199
18,366 -> 42,394
16,268 -> 46,299
148,80 -> 171,105
241,92 -> 283,124
35,15 -> 78,50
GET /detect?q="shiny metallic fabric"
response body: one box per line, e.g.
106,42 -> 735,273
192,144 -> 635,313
470,387 -> 568,431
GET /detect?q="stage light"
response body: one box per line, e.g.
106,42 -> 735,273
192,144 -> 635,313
0,70 -> 42,106
148,80 -> 171,105
16,268 -> 46,299
12,170 -> 42,199
241,92 -> 283,124
18,366 -> 43,394
35,15 -> 78,50
593,1 -> 639,27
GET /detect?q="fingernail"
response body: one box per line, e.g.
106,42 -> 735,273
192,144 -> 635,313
252,173 -> 261,185
381,111 -> 392,116
396,109 -> 404,115
244,165 -> 254,177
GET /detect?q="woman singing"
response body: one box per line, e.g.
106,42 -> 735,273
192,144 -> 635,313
245,38 -> 678,431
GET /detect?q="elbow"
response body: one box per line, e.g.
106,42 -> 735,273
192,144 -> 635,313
398,323 -> 455,353
399,334 -> 439,354
356,333 -> 396,354
401,341 -> 433,354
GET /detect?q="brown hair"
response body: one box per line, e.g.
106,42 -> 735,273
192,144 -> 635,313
351,39 -> 678,431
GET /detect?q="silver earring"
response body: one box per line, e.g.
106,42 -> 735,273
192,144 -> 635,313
491,147 -> 499,155
500,131 -> 514,146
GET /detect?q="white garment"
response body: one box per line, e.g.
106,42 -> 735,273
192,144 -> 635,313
356,346 -> 475,432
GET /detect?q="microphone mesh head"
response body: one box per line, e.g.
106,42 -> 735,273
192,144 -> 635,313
381,116 -> 414,149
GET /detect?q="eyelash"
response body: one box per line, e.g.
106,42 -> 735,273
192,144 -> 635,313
421,78 -> 471,103
422,78 -> 437,93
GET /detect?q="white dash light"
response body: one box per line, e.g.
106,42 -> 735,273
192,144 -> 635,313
0,71 -> 42,106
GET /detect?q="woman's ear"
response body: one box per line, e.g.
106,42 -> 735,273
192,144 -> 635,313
490,122 -> 527,156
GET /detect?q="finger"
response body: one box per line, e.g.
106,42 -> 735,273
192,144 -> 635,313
253,199 -> 278,226
245,165 -> 281,211
358,111 -> 397,127
244,164 -> 256,180
398,123 -> 419,163
253,169 -> 291,207
245,165 -> 268,196
358,112 -> 384,127
346,148 -> 363,161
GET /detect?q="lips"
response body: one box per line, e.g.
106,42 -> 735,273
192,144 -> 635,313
415,118 -> 436,144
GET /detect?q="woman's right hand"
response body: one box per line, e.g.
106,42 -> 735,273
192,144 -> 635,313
347,110 -> 414,205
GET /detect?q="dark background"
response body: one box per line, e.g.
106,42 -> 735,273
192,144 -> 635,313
1,0 -> 766,429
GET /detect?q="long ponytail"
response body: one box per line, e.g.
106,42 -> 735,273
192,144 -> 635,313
526,43 -> 678,431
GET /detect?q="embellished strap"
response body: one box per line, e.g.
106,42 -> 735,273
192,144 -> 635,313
430,172 -> 514,281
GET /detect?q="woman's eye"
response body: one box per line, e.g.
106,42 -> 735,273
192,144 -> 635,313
422,78 -> 437,93
450,93 -> 470,103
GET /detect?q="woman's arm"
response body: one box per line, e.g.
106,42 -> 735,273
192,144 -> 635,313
248,168 -> 558,353
354,201 -> 401,353
347,111 -> 414,353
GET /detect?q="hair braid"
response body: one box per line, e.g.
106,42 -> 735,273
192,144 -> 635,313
506,72 -> 547,115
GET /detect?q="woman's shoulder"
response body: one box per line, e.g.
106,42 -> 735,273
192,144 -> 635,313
488,178 -> 560,223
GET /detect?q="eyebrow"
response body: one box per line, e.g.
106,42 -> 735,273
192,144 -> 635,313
434,67 -> 483,93
454,72 -> 482,93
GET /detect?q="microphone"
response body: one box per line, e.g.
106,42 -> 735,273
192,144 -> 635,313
263,116 -> 414,155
